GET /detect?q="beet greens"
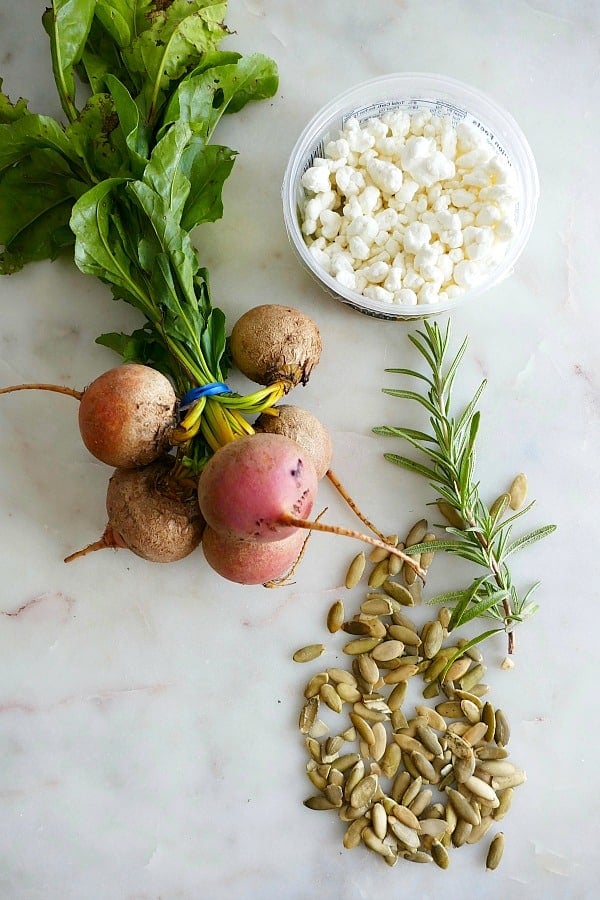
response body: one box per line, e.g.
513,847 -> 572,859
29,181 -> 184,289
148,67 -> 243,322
0,0 -> 282,474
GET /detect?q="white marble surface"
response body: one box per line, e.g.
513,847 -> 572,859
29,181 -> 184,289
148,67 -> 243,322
0,2 -> 598,898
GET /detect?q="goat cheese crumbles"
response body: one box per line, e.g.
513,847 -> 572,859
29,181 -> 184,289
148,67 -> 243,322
299,109 -> 518,306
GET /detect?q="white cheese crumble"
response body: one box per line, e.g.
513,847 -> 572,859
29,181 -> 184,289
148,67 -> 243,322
300,110 -> 519,306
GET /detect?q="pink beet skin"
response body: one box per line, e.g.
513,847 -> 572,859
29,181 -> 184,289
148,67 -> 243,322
202,526 -> 306,584
197,432 -> 318,543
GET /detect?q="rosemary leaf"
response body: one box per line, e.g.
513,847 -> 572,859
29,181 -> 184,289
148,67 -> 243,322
376,320 -> 556,656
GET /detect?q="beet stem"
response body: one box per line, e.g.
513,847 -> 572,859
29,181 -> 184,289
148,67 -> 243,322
280,514 -> 426,579
64,525 -> 124,563
64,538 -> 109,563
0,383 -> 82,400
325,469 -> 386,542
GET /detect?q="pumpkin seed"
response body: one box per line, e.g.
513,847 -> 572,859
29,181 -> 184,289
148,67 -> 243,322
341,619 -> 374,636
326,600 -> 345,633
435,700 -> 463,719
467,815 -> 494,844
319,683 -> 343,713
343,815 -> 369,849
371,639 -> 404,662
387,681 -> 408,712
508,473 -> 528,510
453,754 -> 476,784
362,826 -> 395,858
485,832 -> 505,870
391,708 -> 408,731
462,721 -> 489,746
422,620 -> 444,659
369,535 -> 397,564
324,783 -> 343,807
408,788 -> 433,817
382,580 -> 414,606
387,548 -> 404,577
343,636 -> 382,655
416,724 -> 444,757
379,742 -> 402,779
330,753 -> 361,773
411,751 -> 438,783
299,697 -> 319,734
446,788 -> 481,827
491,769 -> 526,790
422,681 -> 440,699
350,773 -> 378,809
390,770 -> 411,803
371,802 -> 388,840
383,663 -> 419,684
493,788 -> 514,821
309,718 -> 329,739
459,663 -> 487,691
431,839 -> 450,869
464,775 -> 499,806
345,551 -> 366,589
451,818 -> 473,847
489,492 -> 510,520
420,533 -> 437,570
443,656 -> 472,683
436,500 -> 464,529
361,596 -> 392,616
327,667 -> 357,686
387,817 -> 420,851
343,760 -> 365,798
402,849 -> 433,864
461,699 -> 482,724
368,559 -> 390,588
476,745 -> 509,761
303,795 -> 338,811
476,759 -> 516,778
405,518 -> 428,547
293,643 -> 325,663
349,712 -> 375,745
494,709 -> 511,746
414,705 -> 447,732
371,722 -> 388,762
303,672 -> 328,699
403,556 -> 420,585
336,682 -> 361,703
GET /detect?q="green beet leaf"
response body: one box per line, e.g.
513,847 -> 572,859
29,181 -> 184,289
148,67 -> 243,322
0,149 -> 85,272
161,54 -> 279,141
122,0 -> 229,124
43,0 -> 96,121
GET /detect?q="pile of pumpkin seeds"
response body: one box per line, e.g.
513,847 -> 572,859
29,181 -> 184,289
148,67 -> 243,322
294,520 -> 525,870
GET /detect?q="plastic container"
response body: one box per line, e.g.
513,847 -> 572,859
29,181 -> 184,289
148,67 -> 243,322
282,73 -> 539,320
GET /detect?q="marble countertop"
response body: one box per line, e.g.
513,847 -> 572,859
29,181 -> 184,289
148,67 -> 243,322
1,2 -> 598,898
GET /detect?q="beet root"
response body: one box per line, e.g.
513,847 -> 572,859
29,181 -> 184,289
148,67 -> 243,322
65,457 -> 205,563
230,304 -> 322,389
254,404 -> 333,480
78,364 -> 177,468
197,432 -> 318,543
202,526 -> 306,584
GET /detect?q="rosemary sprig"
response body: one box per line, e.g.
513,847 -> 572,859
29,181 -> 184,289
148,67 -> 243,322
374,319 -> 556,656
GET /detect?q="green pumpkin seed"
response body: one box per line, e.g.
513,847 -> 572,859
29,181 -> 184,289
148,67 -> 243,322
431,839 -> 450,869
343,636 -> 381,655
382,580 -> 414,606
293,643 -> 325,663
345,551 -> 366,589
326,600 -> 344,633
303,795 -> 338,811
486,832 -> 505,870
508,473 -> 528,510
343,815 -> 369,849
303,672 -> 328,699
